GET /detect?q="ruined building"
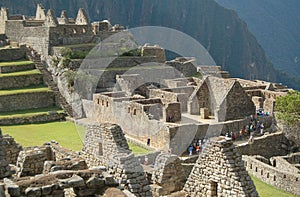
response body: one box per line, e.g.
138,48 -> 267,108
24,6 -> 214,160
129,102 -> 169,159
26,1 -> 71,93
0,4 -> 123,56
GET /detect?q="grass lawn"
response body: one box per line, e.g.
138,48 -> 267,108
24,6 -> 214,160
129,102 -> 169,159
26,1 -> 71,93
250,175 -> 297,197
1,121 -> 151,155
1,121 -> 83,151
0,60 -> 33,67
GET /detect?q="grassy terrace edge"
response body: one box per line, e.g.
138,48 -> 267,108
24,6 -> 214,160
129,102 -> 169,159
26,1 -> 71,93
0,86 -> 51,96
0,107 -> 64,119
0,60 -> 34,67
0,69 -> 41,77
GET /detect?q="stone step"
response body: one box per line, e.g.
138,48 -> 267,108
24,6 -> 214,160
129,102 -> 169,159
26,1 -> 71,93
0,69 -> 43,89
0,61 -> 35,73
0,87 -> 56,112
0,107 -> 66,125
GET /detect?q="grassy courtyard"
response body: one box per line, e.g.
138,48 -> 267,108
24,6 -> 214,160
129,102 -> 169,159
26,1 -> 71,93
0,121 -> 297,197
1,121 -> 150,155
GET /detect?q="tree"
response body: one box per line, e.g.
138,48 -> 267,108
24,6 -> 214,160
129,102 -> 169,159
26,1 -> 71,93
275,90 -> 300,147
275,90 -> 300,125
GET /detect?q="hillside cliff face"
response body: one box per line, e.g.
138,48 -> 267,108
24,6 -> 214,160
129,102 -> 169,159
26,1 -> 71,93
0,0 -> 277,81
216,0 -> 300,90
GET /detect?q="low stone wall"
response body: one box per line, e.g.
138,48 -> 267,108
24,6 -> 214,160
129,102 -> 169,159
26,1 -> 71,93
0,129 -> 11,179
0,112 -> 66,125
48,141 -> 80,161
270,156 -> 299,174
4,169 -> 120,197
0,73 -> 43,90
135,151 -> 161,166
0,91 -> 55,112
243,155 -> 300,196
0,62 -> 35,73
16,146 -> 55,177
0,46 -> 27,61
151,153 -> 185,196
236,132 -> 289,159
2,134 -> 22,165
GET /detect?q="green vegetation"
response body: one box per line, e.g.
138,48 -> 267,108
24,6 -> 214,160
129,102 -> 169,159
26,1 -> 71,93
0,85 -> 50,96
1,121 -> 151,155
250,175 -> 297,197
0,69 -> 40,77
2,121 -> 83,151
0,60 -> 33,67
0,107 -> 64,119
128,142 -> 151,155
275,90 -> 300,125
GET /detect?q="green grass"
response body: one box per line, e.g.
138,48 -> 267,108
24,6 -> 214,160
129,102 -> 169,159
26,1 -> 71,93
0,107 -> 64,119
128,142 -> 151,155
250,175 -> 297,197
0,60 -> 33,67
1,121 -> 151,155
0,85 -> 50,96
1,121 -> 83,151
0,69 -> 40,77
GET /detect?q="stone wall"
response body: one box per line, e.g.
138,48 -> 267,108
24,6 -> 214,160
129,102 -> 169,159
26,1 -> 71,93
4,169 -> 121,197
0,46 -> 27,61
0,62 -> 35,73
0,91 -> 55,112
184,137 -> 258,197
2,134 -> 22,165
221,81 -> 256,121
243,155 -> 300,196
0,73 -> 43,89
0,129 -> 11,179
0,112 -> 66,125
83,123 -> 152,196
5,20 -> 50,55
151,153 -> 185,196
16,145 -> 54,177
236,132 -> 289,159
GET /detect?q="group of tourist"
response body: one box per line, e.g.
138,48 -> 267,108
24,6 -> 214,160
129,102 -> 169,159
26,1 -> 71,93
188,138 -> 208,156
224,113 -> 266,143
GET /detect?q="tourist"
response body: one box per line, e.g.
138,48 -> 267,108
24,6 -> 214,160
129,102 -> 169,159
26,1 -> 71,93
189,145 -> 193,156
147,138 -> 150,146
144,156 -> 149,165
231,132 -> 236,141
260,123 -> 264,135
239,129 -> 243,140
248,134 -> 254,144
196,145 -> 200,154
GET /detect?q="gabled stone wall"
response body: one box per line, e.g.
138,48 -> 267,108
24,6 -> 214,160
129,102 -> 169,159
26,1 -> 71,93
184,137 -> 258,197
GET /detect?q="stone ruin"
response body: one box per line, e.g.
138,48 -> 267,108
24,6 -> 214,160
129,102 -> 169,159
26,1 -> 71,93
0,121 -> 263,196
0,129 -> 11,179
184,137 -> 258,197
151,153 -> 185,196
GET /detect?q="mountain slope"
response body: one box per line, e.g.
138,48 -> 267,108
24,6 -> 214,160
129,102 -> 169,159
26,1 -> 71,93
215,0 -> 300,89
0,0 -> 277,82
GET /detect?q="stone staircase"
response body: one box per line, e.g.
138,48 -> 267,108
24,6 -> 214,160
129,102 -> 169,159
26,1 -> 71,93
0,49 -> 66,125
26,47 -> 74,117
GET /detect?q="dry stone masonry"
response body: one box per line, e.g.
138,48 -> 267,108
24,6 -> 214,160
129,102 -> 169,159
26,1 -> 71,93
0,129 -> 11,179
184,137 -> 258,197
151,153 -> 185,196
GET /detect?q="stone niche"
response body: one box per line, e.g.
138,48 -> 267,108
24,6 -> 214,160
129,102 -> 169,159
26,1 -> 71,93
184,137 -> 258,197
